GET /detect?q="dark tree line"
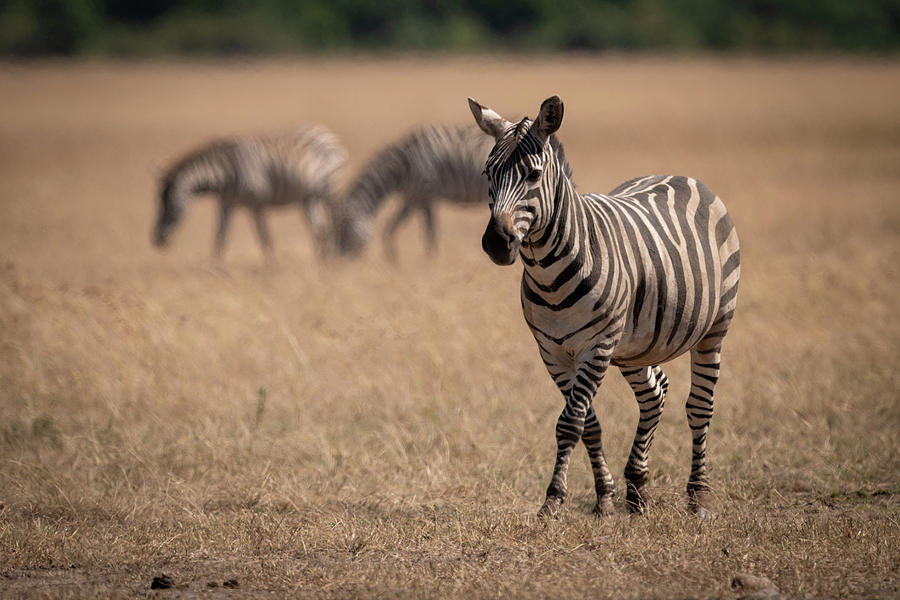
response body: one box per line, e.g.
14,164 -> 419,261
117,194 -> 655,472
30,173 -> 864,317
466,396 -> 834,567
2,0 -> 898,56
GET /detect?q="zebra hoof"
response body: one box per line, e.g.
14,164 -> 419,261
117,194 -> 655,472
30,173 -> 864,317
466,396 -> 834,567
625,482 -> 651,514
592,496 -> 615,517
687,487 -> 713,519
538,496 -> 563,519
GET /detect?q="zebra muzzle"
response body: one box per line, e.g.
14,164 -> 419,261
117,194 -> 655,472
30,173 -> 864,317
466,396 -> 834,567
482,217 -> 520,266
153,225 -> 171,248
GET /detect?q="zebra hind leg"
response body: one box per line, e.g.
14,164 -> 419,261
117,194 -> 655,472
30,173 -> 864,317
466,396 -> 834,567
252,207 -> 275,259
621,366 -> 668,514
686,337 -> 726,518
303,197 -> 332,258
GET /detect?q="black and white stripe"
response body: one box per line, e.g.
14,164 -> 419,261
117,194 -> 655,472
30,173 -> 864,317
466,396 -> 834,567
154,125 -> 346,258
469,96 -> 740,517
334,124 -> 492,259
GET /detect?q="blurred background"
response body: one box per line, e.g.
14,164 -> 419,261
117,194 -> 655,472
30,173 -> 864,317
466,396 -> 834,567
1,2 -> 899,598
2,0 -> 899,56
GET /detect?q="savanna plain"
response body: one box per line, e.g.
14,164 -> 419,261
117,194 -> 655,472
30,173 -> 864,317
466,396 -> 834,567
1,57 -> 898,598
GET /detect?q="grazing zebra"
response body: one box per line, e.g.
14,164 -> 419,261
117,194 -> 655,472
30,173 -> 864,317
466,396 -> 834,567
334,124 -> 492,259
468,96 -> 740,518
153,125 -> 346,259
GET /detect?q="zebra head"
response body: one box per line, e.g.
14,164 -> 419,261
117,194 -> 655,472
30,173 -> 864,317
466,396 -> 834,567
153,175 -> 185,248
333,207 -> 371,257
468,96 -> 565,266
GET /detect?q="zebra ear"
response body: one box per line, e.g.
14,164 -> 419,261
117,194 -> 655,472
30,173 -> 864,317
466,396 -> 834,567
468,97 -> 510,139
535,95 -> 564,138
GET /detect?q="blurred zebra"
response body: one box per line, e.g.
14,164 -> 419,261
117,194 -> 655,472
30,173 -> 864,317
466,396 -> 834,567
470,96 -> 740,518
334,124 -> 492,259
153,125 -> 346,259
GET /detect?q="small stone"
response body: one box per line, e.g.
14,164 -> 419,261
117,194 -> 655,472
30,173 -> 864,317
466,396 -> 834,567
150,575 -> 175,589
207,581 -> 219,588
736,589 -> 780,600
731,573 -> 780,600
223,579 -> 239,589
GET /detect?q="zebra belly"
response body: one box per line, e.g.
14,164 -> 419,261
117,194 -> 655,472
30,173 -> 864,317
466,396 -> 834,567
610,295 -> 720,367
520,273 -> 720,369
610,330 -> 707,368
524,305 -> 711,370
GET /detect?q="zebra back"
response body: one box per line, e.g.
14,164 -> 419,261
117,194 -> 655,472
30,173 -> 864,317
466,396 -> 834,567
160,125 -> 345,208
590,175 -> 740,366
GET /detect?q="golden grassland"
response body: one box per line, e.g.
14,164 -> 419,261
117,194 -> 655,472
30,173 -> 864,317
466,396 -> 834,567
0,56 -> 898,598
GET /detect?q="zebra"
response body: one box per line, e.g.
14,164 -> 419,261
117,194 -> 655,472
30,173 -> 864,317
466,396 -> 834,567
153,125 -> 346,259
334,124 -> 492,259
468,96 -> 740,518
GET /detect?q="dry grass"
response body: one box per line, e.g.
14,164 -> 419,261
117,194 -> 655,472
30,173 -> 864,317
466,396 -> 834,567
1,56 -> 898,598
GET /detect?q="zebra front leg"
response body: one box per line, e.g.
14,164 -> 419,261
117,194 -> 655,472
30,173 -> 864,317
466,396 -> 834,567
214,203 -> 233,259
686,343 -> 722,517
621,365 -> 668,514
539,399 -> 588,519
382,197 -> 415,262
422,203 -> 437,256
582,405 -> 616,516
539,354 -> 609,518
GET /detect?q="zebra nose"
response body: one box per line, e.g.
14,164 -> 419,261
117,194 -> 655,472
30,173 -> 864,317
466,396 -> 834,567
153,224 -> 171,247
482,216 -> 519,264
489,217 -> 516,247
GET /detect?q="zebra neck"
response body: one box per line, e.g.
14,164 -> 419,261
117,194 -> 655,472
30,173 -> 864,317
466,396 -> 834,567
175,151 -> 227,198
346,145 -> 407,218
520,180 -> 619,307
521,174 -> 579,267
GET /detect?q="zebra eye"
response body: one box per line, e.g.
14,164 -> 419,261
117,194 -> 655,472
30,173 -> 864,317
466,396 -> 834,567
526,169 -> 542,183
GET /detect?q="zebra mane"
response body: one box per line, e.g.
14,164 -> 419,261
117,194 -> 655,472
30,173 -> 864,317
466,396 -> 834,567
513,118 -> 530,139
550,136 -> 575,186
166,139 -> 225,174
486,118 -> 575,185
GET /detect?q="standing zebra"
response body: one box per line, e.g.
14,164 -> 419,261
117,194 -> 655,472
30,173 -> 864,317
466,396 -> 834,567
153,125 -> 346,259
468,96 -> 740,517
334,124 -> 492,259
